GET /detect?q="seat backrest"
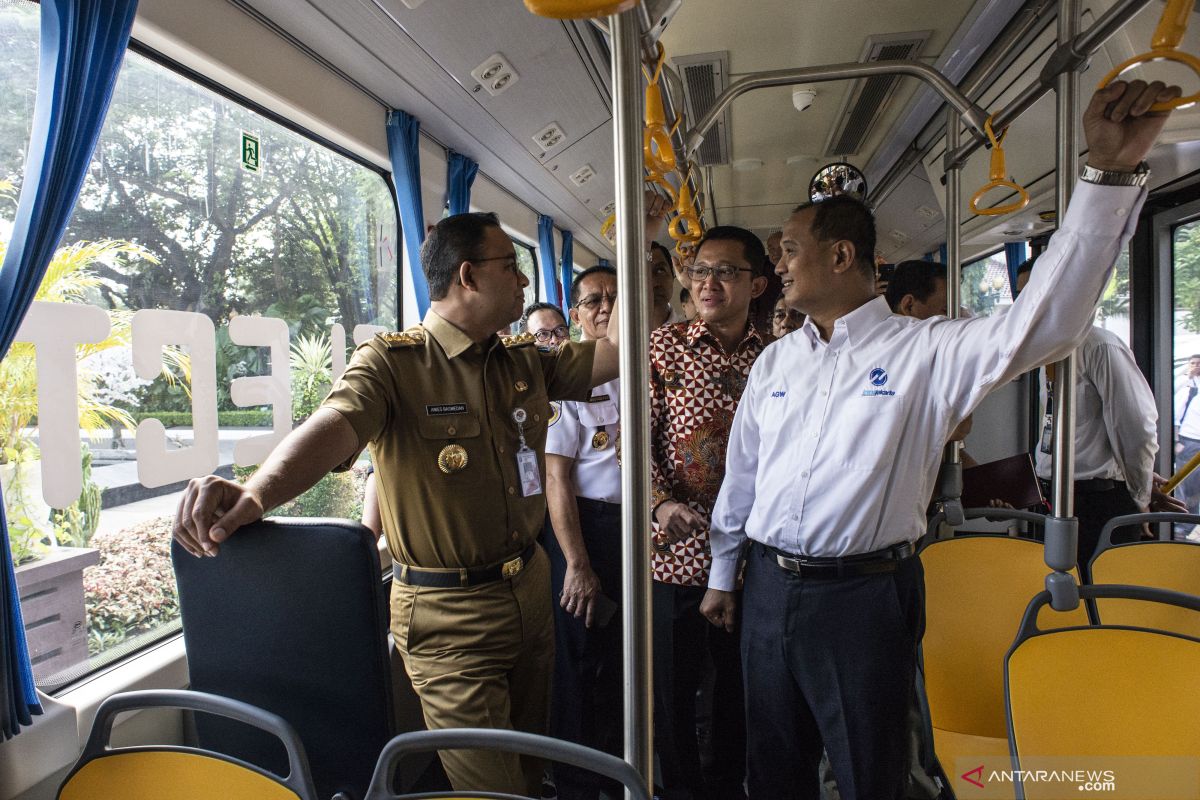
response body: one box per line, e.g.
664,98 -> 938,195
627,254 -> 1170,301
172,518 -> 395,800
1089,542 -> 1200,637
920,535 -> 1088,740
1006,587 -> 1200,800
57,689 -> 316,800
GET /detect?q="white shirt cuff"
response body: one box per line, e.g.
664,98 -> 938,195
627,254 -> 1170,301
708,556 -> 740,592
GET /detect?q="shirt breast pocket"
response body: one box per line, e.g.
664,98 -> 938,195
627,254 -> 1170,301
417,414 -> 482,475
580,402 -> 619,428
835,396 -> 911,472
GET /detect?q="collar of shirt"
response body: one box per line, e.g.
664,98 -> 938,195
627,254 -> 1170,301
423,309 -> 478,359
799,295 -> 892,350
683,316 -> 767,351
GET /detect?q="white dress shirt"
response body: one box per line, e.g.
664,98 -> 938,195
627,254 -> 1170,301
1033,327 -> 1157,507
546,378 -> 621,503
1174,379 -> 1200,440
708,181 -> 1146,591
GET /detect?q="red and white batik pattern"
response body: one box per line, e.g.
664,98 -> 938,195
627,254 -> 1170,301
650,318 -> 768,586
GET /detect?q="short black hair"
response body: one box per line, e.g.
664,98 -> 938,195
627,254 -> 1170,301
792,195 -> 876,277
695,225 -> 768,277
521,302 -> 566,330
680,286 -> 691,303
1016,256 -> 1037,277
420,212 -> 502,301
570,265 -> 617,306
650,241 -> 673,266
885,260 -> 946,311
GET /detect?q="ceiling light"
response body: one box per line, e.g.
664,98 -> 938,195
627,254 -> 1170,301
470,53 -> 520,97
732,158 -> 763,172
792,88 -> 817,112
785,155 -> 813,167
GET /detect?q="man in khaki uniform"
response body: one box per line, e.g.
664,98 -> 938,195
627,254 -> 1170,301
173,210 -> 634,796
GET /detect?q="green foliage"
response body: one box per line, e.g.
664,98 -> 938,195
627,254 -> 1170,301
234,463 -> 368,521
51,444 -> 103,549
290,331 -> 332,423
131,409 -> 274,427
1174,223 -> 1200,333
83,516 -> 178,655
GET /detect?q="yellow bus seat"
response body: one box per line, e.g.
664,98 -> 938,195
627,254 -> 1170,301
921,533 -> 1088,744
1006,586 -> 1200,799
1087,513 -> 1200,637
364,728 -> 652,800
57,689 -> 316,800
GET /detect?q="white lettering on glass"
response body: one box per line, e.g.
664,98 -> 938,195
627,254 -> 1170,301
228,315 -> 292,467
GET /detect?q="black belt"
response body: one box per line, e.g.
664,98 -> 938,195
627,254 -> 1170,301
763,541 -> 914,579
1039,477 -> 1123,494
393,543 -> 537,588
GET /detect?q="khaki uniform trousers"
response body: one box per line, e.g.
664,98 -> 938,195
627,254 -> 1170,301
391,544 -> 554,797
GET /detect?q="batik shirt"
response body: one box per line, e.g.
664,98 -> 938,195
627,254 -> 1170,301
649,318 -> 768,586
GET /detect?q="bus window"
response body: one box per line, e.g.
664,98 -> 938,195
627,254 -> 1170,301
960,249 -> 1013,317
1096,248 -> 1132,346
1171,218 -> 1200,535
0,0 -> 398,693
515,240 -> 539,309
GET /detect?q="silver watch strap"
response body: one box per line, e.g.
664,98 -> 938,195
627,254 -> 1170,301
1080,161 -> 1150,186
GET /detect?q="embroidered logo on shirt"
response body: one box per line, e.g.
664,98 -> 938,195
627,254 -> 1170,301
548,401 -> 562,426
862,367 -> 896,397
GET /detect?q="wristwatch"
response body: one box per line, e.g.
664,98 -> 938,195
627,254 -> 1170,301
1080,161 -> 1150,187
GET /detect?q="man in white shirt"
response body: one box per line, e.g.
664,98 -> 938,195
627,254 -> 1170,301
1174,354 -> 1200,523
544,265 -> 622,799
699,80 -> 1178,800
1015,258 -> 1164,559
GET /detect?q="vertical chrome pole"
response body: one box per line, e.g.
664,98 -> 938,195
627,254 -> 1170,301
611,9 -> 653,796
1045,0 -> 1082,602
936,107 -> 964,527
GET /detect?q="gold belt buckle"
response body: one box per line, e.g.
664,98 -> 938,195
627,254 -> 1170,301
501,556 -> 523,579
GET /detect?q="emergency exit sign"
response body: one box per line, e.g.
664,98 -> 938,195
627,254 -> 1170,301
241,131 -> 260,172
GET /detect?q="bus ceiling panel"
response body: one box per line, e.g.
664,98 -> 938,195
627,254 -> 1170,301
370,0 -> 612,162
872,170 -> 946,262
232,0 -> 614,257
542,121 -> 617,224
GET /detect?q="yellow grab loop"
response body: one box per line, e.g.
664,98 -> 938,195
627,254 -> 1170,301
668,179 -> 703,244
968,115 -> 1030,217
523,0 -> 640,19
1097,0 -> 1200,112
644,83 -> 677,176
601,213 -> 616,240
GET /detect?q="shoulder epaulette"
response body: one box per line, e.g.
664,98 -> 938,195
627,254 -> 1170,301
379,326 -> 426,349
501,332 -> 537,348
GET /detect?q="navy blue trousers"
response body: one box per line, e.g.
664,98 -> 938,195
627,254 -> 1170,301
740,542 -> 924,800
543,498 -> 624,800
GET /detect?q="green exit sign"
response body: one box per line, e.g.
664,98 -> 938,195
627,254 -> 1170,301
241,131 -> 260,173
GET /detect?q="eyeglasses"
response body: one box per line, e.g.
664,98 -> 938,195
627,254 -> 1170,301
473,254 -> 520,273
686,264 -> 754,282
575,292 -> 618,311
532,325 -> 570,343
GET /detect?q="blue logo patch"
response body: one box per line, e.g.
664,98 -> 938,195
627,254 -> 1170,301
771,390 -> 786,398
869,367 -> 888,387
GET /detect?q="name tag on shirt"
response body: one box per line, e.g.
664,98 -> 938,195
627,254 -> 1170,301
427,403 -> 467,416
517,447 -> 542,496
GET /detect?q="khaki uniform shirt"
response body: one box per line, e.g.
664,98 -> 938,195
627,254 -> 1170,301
322,310 -> 596,569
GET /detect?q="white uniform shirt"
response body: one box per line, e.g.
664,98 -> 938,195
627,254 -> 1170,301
708,181 -> 1145,591
1174,378 -> 1200,440
1033,327 -> 1157,507
546,377 -> 621,503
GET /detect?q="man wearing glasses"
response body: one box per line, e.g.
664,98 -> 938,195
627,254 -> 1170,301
522,301 -> 571,348
649,226 -> 769,800
543,264 -> 622,798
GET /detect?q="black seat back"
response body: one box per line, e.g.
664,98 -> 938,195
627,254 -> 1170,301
173,518 -> 394,800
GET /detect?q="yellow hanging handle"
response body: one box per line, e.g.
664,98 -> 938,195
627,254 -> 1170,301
643,44 -> 678,180
668,177 -> 704,244
1097,0 -> 1200,112
523,0 -> 640,19
968,116 -> 1030,217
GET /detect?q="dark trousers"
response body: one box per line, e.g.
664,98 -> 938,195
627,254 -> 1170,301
543,498 -> 623,800
740,541 -> 924,800
653,580 -> 747,800
1039,479 -> 1142,563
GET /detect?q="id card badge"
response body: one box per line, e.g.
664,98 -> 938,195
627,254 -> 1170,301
1039,413 -> 1054,455
517,446 -> 542,496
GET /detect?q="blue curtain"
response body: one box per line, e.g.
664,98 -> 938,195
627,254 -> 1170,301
446,151 -> 478,216
537,215 -> 559,307
938,243 -> 948,266
558,231 -> 574,317
1005,241 -> 1028,299
386,110 -> 429,317
923,251 -> 935,262
0,0 -> 138,740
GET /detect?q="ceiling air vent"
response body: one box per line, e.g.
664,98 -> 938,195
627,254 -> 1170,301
674,51 -> 731,166
823,31 -> 930,158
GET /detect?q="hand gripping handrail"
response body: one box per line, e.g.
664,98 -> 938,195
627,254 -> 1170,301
968,115 -> 1031,216
1098,0 -> 1200,111
685,60 -> 990,155
523,0 -> 639,19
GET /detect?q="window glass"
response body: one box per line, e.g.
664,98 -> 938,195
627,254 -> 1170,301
0,0 -> 397,691
1096,248 -> 1131,345
515,240 -> 538,309
959,250 -> 1012,318
1171,218 -> 1200,536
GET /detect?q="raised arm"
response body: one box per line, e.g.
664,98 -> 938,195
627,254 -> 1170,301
173,407 -> 359,558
